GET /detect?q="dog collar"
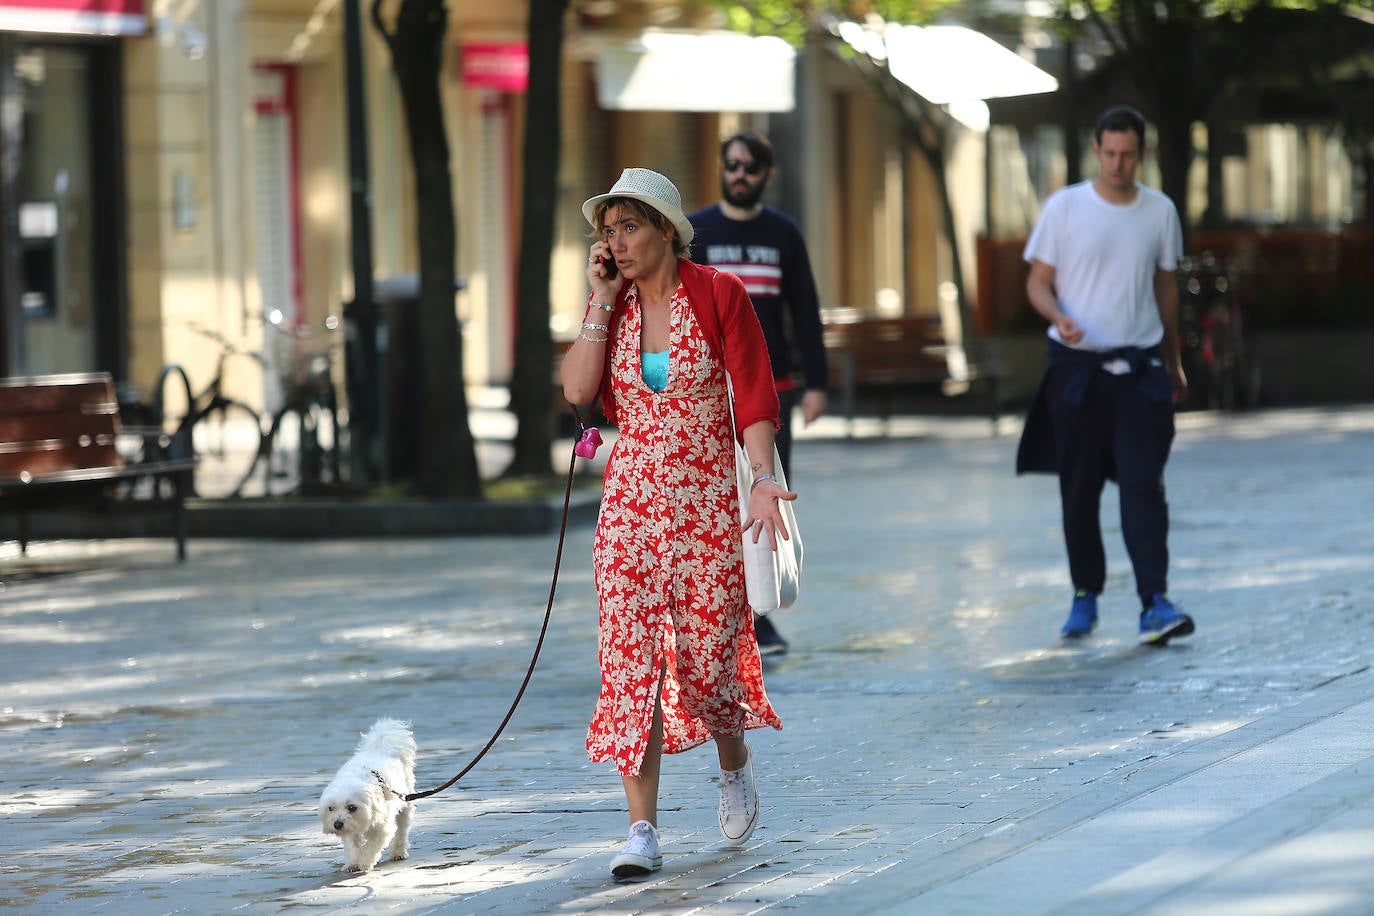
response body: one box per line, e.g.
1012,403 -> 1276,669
371,769 -> 405,799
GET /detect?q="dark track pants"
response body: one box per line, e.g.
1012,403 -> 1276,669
1047,365 -> 1175,604
775,387 -> 801,480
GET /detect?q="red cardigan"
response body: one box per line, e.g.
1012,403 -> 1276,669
598,259 -> 779,440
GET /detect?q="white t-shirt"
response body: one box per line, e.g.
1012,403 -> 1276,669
1023,180 -> 1183,350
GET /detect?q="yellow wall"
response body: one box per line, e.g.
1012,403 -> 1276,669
119,0 -> 988,411
124,1 -> 254,413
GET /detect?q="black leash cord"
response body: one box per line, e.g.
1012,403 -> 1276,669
405,414 -> 588,802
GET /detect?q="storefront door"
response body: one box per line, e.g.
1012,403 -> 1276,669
0,37 -> 122,378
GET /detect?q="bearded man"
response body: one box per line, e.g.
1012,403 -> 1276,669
689,131 -> 828,658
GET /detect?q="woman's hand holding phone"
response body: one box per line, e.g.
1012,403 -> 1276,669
587,242 -> 622,303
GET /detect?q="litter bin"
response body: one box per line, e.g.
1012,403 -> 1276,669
374,274 -> 421,482
371,274 -> 467,485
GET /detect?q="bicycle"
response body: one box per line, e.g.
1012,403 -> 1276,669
1179,253 -> 1261,411
154,317 -> 345,499
257,312 -> 346,496
155,326 -> 265,499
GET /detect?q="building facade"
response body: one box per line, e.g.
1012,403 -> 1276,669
0,0 -> 1030,420
0,1 -> 145,381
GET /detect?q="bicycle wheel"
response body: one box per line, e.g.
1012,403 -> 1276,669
265,392 -> 344,496
310,394 -> 343,488
263,404 -> 307,497
192,399 -> 262,499
302,359 -> 343,489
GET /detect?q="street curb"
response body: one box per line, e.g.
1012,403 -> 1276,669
0,493 -> 602,543
188,493 -> 603,537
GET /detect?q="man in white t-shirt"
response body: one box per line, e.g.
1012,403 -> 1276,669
1016,105 -> 1195,646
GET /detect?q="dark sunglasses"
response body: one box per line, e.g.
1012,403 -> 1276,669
724,158 -> 766,176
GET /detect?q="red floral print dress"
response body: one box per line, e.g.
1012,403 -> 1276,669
586,282 -> 782,777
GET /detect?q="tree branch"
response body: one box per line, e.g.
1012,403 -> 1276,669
370,0 -> 396,55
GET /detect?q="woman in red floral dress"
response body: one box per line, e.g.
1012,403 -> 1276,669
562,169 -> 794,879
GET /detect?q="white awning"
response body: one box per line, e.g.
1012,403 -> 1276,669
839,22 -> 1056,128
595,31 -> 796,113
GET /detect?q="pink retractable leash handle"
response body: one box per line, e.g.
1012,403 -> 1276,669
574,426 -> 603,459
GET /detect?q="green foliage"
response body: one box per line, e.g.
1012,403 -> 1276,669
1054,0 -> 1372,42
1063,0 -> 1357,18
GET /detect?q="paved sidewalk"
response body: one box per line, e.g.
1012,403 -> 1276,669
4,405 -> 1374,914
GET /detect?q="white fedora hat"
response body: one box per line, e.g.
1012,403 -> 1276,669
582,168 -> 694,246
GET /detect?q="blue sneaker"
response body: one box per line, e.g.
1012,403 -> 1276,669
1061,591 -> 1098,639
1139,594 -> 1195,646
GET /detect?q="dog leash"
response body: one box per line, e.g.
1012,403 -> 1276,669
405,406 -> 602,802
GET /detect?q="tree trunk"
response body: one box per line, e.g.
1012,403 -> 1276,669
1124,17 -> 1199,247
383,0 -> 482,499
1202,115 -> 1225,230
505,0 -> 570,478
1062,39 -> 1082,187
910,128 -> 981,350
1365,150 -> 1374,228
1152,108 -> 1193,248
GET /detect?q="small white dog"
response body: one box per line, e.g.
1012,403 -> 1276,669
319,718 -> 417,873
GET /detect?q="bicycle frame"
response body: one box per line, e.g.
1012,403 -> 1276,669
157,328 -> 268,498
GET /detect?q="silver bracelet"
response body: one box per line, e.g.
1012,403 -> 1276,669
578,329 -> 609,344
581,322 -> 609,331
588,301 -> 613,313
751,473 -> 778,490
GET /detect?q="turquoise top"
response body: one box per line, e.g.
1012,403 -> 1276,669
641,349 -> 669,392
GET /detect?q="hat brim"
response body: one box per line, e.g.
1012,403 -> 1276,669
582,191 -> 695,247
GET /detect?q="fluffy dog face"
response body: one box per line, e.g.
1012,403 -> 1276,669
320,778 -> 384,840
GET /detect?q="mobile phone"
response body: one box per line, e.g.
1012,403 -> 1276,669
601,255 -> 618,278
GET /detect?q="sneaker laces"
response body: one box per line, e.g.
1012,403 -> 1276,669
624,820 -> 658,856
718,766 -> 755,823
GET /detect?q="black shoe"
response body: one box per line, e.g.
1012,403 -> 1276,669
753,613 -> 788,657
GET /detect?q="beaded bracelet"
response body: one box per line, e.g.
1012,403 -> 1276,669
588,301 -> 613,313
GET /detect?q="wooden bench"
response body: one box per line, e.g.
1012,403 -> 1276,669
0,373 -> 198,560
823,313 -> 1000,434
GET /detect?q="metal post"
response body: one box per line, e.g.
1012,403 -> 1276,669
0,34 -> 24,376
342,0 -> 381,486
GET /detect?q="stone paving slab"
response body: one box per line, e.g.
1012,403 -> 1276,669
843,672 -> 1374,915
3,405 -> 1374,914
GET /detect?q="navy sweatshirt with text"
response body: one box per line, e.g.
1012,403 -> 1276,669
688,204 -> 828,392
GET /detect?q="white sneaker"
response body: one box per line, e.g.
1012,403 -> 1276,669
610,820 -> 662,878
717,744 -> 758,846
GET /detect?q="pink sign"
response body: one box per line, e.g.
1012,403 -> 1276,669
0,0 -> 147,35
460,43 -> 529,93
0,0 -> 142,8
